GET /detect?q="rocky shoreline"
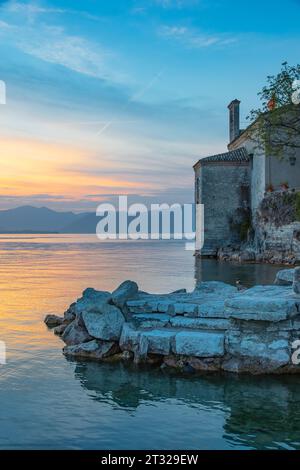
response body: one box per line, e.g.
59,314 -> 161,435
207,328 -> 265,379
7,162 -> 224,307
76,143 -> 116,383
215,246 -> 299,266
45,268 -> 300,375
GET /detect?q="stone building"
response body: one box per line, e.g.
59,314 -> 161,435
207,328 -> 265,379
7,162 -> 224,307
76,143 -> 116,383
194,100 -> 300,258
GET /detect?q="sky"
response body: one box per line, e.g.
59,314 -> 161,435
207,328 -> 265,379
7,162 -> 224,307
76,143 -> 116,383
0,0 -> 299,212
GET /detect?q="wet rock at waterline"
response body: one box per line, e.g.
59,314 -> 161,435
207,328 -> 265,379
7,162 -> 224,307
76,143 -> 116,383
44,314 -> 64,328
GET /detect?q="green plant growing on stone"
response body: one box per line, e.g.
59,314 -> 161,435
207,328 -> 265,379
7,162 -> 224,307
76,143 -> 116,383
258,191 -> 300,226
247,62 -> 300,161
229,207 -> 252,242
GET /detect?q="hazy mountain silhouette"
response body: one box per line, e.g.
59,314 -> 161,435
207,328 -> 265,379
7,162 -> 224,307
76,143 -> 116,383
0,206 -> 93,233
0,205 -> 191,234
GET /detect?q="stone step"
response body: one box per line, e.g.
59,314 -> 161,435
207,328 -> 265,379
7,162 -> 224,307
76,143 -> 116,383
128,300 -> 229,319
131,313 -> 230,331
120,323 -> 225,358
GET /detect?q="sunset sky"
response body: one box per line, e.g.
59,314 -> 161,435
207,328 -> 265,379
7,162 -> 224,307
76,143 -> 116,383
0,0 -> 299,212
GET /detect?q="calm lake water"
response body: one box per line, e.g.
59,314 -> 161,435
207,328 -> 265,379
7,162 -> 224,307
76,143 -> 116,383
0,234 -> 299,450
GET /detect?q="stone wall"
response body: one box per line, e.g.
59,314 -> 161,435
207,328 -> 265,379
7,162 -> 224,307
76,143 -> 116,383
195,162 -> 250,255
255,191 -> 300,263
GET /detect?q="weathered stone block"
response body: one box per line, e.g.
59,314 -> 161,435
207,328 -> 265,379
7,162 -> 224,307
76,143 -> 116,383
225,330 -> 290,366
132,313 -> 171,329
173,331 -> 225,357
82,304 -> 125,341
119,323 -> 140,351
195,301 -> 228,318
62,314 -> 93,345
141,330 -> 175,355
75,288 -> 111,314
174,303 -> 198,315
63,339 -> 119,359
112,280 -> 138,309
225,286 -> 299,321
170,316 -> 230,330
274,269 -> 295,286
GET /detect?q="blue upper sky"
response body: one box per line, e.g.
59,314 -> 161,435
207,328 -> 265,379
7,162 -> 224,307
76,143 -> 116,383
0,0 -> 299,211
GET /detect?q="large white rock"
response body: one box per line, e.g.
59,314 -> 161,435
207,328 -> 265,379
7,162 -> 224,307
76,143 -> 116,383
173,331 -> 225,357
82,303 -> 125,341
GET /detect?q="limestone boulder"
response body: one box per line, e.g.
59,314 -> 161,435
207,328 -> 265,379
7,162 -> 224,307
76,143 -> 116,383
225,286 -> 299,321
63,302 -> 76,323
53,323 -> 68,336
74,288 -> 111,315
44,314 -> 64,328
274,269 -> 295,286
225,330 -> 290,371
82,303 -> 125,341
141,329 -> 175,355
111,280 -> 138,309
173,331 -> 225,357
63,339 -> 119,360
62,313 -> 93,345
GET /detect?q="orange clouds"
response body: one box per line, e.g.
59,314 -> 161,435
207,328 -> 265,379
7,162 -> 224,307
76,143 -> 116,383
0,136 -> 154,200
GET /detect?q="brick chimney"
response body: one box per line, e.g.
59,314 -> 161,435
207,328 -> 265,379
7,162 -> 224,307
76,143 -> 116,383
228,99 -> 240,143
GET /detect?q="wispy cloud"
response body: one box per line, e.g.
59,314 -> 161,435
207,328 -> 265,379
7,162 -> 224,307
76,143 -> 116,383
159,25 -> 236,48
2,1 -> 101,22
0,2 -> 125,83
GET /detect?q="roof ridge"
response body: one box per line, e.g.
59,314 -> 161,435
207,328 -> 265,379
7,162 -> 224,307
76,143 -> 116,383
194,147 -> 249,166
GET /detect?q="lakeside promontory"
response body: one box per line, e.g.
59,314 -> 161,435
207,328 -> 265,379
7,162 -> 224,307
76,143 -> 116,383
45,268 -> 300,375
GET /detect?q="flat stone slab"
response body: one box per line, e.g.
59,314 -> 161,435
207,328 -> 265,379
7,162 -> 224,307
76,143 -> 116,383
170,316 -> 230,331
173,331 -> 225,357
274,269 -> 295,286
141,329 -> 175,355
132,313 -> 171,329
225,285 -> 300,322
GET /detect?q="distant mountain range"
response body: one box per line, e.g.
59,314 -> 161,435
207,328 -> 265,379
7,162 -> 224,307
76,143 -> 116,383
0,205 -> 194,234
0,206 -> 98,233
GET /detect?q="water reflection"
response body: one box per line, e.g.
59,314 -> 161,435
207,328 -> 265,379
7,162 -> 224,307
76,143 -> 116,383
70,358 -> 300,450
195,257 -> 280,288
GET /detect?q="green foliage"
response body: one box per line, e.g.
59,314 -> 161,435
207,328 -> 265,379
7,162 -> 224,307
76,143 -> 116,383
247,62 -> 300,160
229,207 -> 252,242
258,190 -> 300,226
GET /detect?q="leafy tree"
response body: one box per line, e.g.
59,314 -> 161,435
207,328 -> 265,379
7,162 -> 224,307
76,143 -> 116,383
247,62 -> 300,160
